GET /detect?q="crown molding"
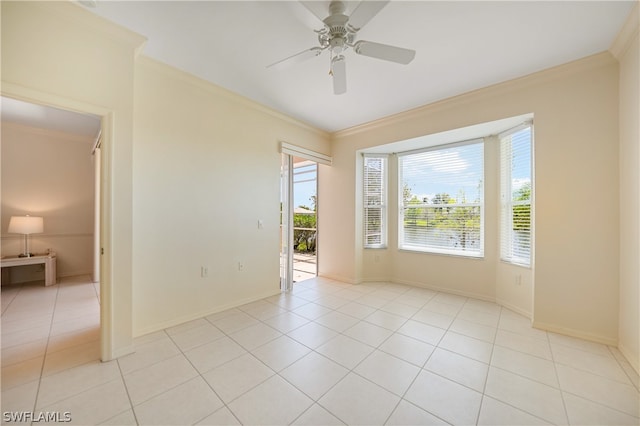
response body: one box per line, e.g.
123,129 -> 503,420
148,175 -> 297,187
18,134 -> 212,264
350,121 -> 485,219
20,0 -> 147,54
610,2 -> 639,60
2,121 -> 94,144
136,56 -> 330,139
332,52 -> 617,140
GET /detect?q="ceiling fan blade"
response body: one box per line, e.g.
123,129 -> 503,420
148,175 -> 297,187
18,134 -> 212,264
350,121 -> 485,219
299,1 -> 329,23
348,1 -> 389,31
353,40 -> 415,65
267,47 -> 324,70
289,1 -> 327,31
331,55 -> 347,95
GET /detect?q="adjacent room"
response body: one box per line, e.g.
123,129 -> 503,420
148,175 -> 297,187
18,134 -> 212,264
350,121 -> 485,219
1,1 -> 638,425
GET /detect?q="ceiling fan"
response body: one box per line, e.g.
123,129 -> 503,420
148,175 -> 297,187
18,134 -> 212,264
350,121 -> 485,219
268,0 -> 416,95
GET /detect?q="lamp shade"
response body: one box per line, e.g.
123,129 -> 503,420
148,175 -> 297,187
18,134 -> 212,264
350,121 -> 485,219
8,216 -> 44,234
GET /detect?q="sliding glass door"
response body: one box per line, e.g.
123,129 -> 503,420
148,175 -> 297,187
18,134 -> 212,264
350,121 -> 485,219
280,144 -> 330,291
280,154 -> 294,292
280,155 -> 320,290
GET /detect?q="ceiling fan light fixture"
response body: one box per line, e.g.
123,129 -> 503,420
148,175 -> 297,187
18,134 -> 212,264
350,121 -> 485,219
329,36 -> 346,53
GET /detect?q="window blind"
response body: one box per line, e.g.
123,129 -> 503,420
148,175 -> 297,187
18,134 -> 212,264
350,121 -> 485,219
363,155 -> 387,248
398,140 -> 484,256
500,125 -> 533,266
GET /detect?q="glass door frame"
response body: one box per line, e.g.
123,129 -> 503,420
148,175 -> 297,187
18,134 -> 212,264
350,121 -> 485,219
279,143 -> 332,292
280,153 -> 294,292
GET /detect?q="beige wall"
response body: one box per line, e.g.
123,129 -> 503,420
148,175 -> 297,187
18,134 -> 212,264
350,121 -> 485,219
1,1 -> 145,359
131,58 -> 330,335
615,5 -> 640,373
1,123 -> 95,280
321,52 -> 620,344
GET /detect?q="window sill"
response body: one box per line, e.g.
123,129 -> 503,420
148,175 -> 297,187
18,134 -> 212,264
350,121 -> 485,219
499,259 -> 532,269
399,246 -> 484,260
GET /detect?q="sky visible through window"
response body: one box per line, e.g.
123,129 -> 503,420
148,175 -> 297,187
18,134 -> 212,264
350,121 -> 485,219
402,130 -> 531,202
293,163 -> 317,209
402,142 -> 484,203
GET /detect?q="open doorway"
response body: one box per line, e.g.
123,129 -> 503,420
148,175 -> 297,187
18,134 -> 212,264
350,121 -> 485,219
281,154 -> 318,290
280,144 -> 331,291
0,96 -> 103,367
291,158 -> 317,282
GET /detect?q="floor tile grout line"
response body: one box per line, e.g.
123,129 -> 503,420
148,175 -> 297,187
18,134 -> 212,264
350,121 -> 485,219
174,295 -> 381,421
166,329 -> 244,426
379,341 -> 441,425
25,278 -> 112,414
478,394 -> 557,426
391,289 -> 482,424
286,400 -> 343,426
117,341 -> 149,426
31,281 -> 60,414
547,327 -> 571,425
560,387 -> 640,420
474,305 -> 502,426
608,344 -> 640,392
315,285 -> 450,426
249,285 -> 422,424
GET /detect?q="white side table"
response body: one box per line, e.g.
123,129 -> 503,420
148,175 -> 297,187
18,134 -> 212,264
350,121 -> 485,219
0,253 -> 57,286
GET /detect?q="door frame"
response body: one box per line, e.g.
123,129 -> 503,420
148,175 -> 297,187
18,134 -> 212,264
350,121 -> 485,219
2,84 -> 115,361
279,142 -> 331,291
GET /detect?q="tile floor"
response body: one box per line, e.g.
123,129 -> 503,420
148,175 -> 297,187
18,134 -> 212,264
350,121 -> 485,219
1,275 -> 639,425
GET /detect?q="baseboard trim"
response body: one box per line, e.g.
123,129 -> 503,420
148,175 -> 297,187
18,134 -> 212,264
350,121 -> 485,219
532,320 -> 618,347
360,276 -> 393,284
108,344 -> 135,361
318,273 -> 360,285
133,289 -> 281,338
495,297 -> 532,319
618,342 -> 640,375
392,278 -> 496,303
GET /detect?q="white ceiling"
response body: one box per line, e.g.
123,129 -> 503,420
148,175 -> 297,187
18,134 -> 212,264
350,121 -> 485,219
1,1 -> 634,136
1,97 -> 101,139
83,0 -> 633,133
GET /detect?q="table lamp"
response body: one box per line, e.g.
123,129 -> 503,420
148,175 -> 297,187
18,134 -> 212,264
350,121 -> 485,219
8,215 -> 44,257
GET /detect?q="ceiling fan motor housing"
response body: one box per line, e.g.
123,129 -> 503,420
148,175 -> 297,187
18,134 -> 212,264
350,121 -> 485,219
324,1 -> 350,53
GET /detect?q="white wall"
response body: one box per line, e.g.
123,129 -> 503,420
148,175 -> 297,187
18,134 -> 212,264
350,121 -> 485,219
1,123 -> 95,281
1,1 -> 145,359
131,58 -> 330,335
614,5 -> 640,373
321,52 -> 620,345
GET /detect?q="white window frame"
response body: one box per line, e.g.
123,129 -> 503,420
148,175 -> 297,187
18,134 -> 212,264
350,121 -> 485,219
363,154 -> 388,249
500,122 -> 533,267
397,139 -> 485,258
